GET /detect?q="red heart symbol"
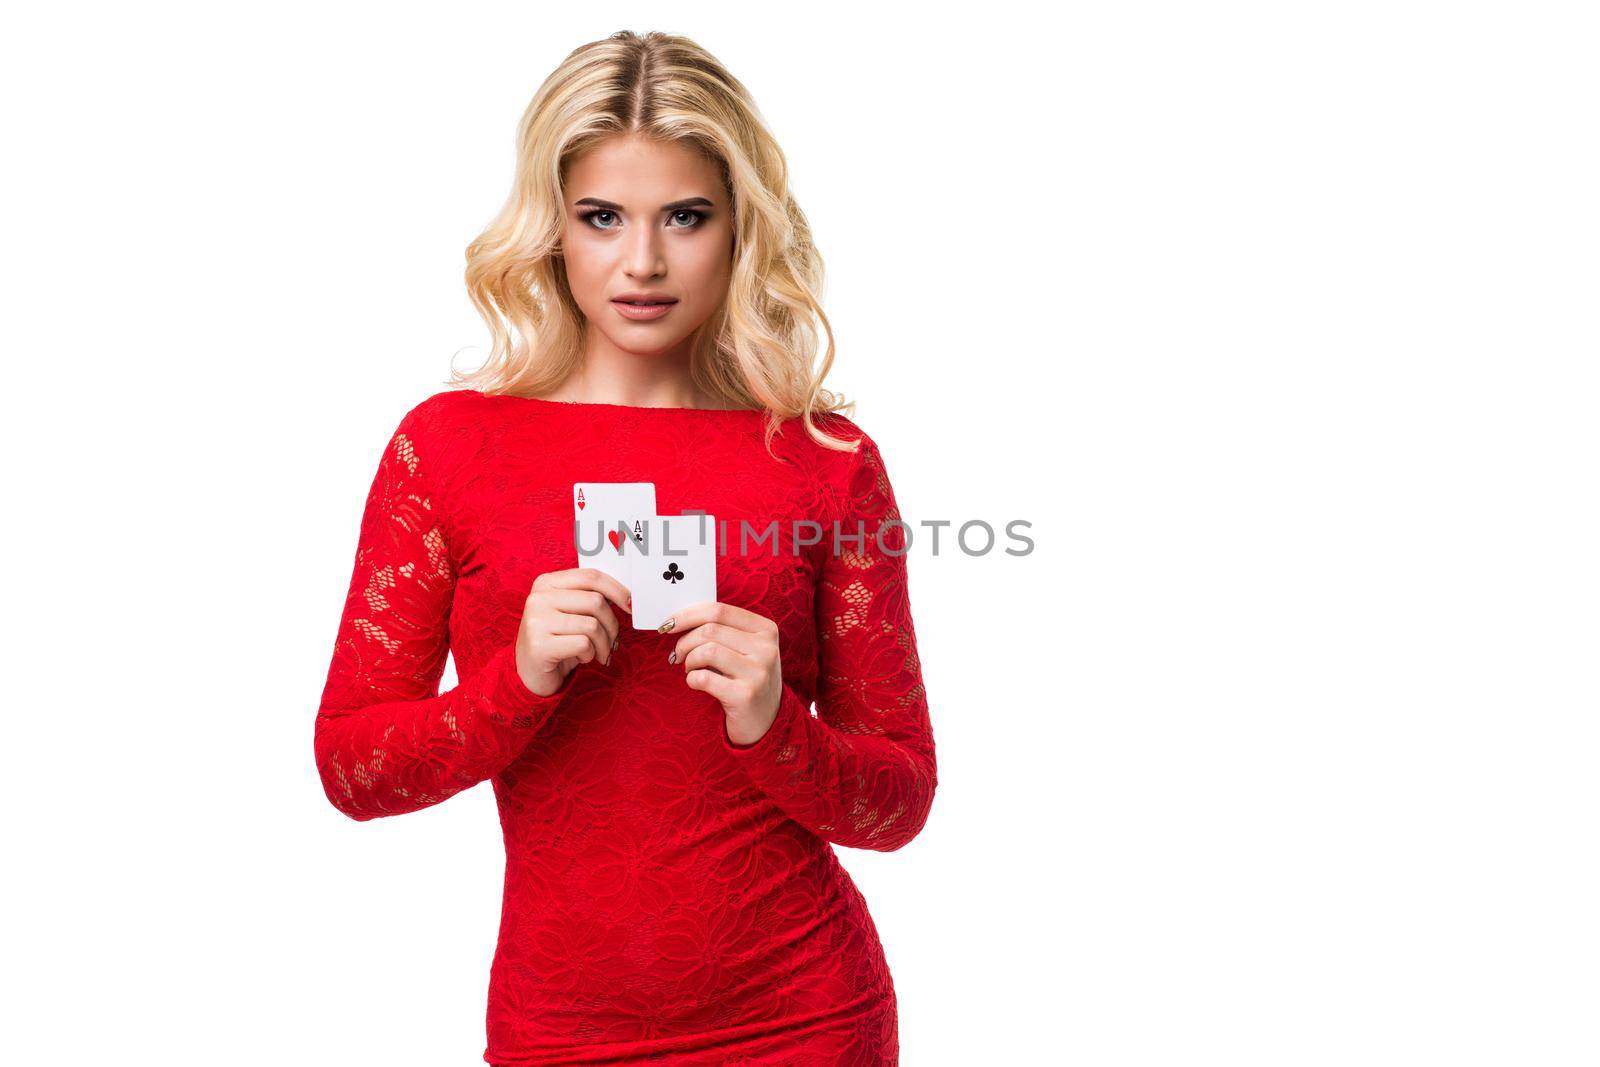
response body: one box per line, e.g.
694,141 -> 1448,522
608,530 -> 623,552
577,499 -> 585,510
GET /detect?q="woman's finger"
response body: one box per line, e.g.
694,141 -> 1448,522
671,621 -> 760,665
541,632 -> 601,665
533,566 -> 632,616
653,599 -> 774,637
541,588 -> 620,647
543,609 -> 616,664
685,667 -> 739,703
681,641 -> 752,681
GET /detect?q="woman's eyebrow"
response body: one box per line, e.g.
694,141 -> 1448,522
574,196 -> 716,212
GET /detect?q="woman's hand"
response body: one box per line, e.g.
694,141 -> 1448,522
515,567 -> 632,697
661,602 -> 784,747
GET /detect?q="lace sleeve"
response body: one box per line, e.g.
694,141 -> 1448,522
314,403 -> 568,821
721,430 -> 938,851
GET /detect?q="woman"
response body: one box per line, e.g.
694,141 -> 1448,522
313,30 -> 938,1067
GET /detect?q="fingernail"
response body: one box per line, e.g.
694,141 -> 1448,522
667,650 -> 678,665
657,617 -> 676,634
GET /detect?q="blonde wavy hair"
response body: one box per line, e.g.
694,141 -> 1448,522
451,30 -> 858,453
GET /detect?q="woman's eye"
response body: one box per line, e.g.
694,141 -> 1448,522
580,208 -> 705,230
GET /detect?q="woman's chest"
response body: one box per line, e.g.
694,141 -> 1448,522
442,436 -> 837,670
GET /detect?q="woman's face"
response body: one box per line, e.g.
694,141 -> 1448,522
560,133 -> 734,362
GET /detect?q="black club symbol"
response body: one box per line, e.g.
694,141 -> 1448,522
662,563 -> 685,584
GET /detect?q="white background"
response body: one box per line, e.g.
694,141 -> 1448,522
5,3 -> 1596,1064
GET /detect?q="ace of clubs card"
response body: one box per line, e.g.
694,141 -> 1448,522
628,514 -> 717,630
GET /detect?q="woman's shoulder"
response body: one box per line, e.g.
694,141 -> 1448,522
804,410 -> 889,476
378,389 -> 509,485
784,411 -> 894,515
390,387 -> 506,440
804,408 -> 876,451
404,386 -> 494,421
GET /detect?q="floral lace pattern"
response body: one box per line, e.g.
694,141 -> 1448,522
313,390 -> 937,1065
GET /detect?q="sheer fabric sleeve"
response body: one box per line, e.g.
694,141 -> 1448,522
314,404 -> 568,821
721,431 -> 938,851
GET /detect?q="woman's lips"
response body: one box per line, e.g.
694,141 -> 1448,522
612,299 -> 676,322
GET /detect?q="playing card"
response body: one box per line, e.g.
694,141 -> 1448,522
628,514 -> 717,630
572,482 -> 656,588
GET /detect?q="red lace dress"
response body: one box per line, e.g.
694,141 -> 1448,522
314,389 -> 938,1066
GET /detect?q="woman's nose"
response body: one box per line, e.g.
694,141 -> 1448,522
624,230 -> 666,277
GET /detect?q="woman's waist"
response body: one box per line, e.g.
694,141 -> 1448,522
490,829 -> 890,1023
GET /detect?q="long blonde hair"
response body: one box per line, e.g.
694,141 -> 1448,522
452,30 -> 858,453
